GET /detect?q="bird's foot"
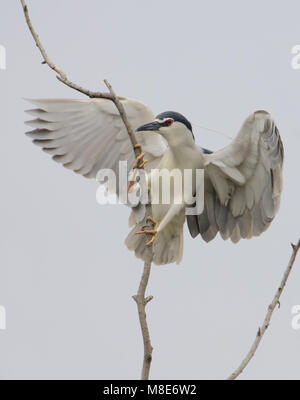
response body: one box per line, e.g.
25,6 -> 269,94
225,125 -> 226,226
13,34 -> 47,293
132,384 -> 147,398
127,144 -> 148,193
137,216 -> 158,246
133,144 -> 148,169
137,229 -> 157,246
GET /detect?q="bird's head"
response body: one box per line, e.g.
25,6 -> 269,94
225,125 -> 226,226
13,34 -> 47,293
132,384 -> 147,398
136,111 -> 194,146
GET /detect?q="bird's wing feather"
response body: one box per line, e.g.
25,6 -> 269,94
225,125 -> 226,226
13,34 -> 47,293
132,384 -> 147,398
25,97 -> 167,179
187,110 -> 284,242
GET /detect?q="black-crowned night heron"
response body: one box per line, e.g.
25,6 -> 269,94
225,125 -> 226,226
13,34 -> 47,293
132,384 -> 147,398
25,98 -> 284,265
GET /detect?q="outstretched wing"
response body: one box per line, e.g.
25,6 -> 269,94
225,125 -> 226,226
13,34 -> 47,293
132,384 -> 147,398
187,110 -> 284,243
25,97 -> 167,179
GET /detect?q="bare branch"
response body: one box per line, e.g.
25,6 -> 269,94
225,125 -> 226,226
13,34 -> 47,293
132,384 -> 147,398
20,0 -> 153,379
20,0 -> 112,99
103,80 -> 140,158
133,261 -> 153,380
228,238 -> 300,380
20,0 -> 142,158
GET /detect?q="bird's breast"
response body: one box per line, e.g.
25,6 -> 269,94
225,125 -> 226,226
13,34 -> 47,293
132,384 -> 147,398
149,146 -> 204,221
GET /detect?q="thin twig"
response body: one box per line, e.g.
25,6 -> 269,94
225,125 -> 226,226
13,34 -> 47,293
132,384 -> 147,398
20,0 -> 153,379
228,239 -> 300,380
103,80 -> 140,158
20,0 -> 111,99
133,262 -> 154,380
21,0 -> 141,158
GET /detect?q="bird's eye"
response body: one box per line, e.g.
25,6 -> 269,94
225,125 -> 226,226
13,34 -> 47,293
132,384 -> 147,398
165,119 -> 174,126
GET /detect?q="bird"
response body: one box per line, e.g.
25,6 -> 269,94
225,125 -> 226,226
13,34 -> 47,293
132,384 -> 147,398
24,98 -> 284,265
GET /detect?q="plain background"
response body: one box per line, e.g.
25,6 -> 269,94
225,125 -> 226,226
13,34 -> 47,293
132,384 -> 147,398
0,0 -> 299,379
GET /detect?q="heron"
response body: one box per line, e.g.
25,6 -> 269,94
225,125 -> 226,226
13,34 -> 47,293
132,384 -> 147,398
25,98 -> 284,265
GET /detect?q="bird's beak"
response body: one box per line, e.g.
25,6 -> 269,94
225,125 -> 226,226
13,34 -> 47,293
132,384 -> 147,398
136,121 -> 161,132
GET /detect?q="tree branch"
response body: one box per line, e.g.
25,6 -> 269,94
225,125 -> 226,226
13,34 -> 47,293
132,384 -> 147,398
20,0 -> 153,379
228,238 -> 300,380
20,0 -> 140,158
103,79 -> 139,157
20,0 -> 110,99
133,262 -> 154,380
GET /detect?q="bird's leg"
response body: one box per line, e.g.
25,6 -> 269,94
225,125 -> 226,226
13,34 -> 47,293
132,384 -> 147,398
137,216 -> 158,246
127,144 -> 148,193
137,205 -> 184,246
133,152 -> 146,169
127,168 -> 138,193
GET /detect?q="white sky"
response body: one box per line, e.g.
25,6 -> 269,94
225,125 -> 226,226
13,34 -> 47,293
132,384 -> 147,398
0,0 -> 300,379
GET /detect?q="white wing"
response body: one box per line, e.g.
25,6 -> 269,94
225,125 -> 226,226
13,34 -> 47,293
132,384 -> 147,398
25,97 -> 167,179
187,110 -> 284,242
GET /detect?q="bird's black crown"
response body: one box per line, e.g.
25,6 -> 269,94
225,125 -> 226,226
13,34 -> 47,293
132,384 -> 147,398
156,111 -> 193,134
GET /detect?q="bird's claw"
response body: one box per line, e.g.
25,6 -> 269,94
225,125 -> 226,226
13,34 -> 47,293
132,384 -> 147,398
138,159 -> 148,168
137,229 -> 157,246
128,144 -> 148,193
137,217 -> 158,246
133,144 -> 148,169
133,152 -> 148,169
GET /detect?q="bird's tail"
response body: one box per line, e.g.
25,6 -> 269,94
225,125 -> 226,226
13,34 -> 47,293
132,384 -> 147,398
125,219 -> 183,265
